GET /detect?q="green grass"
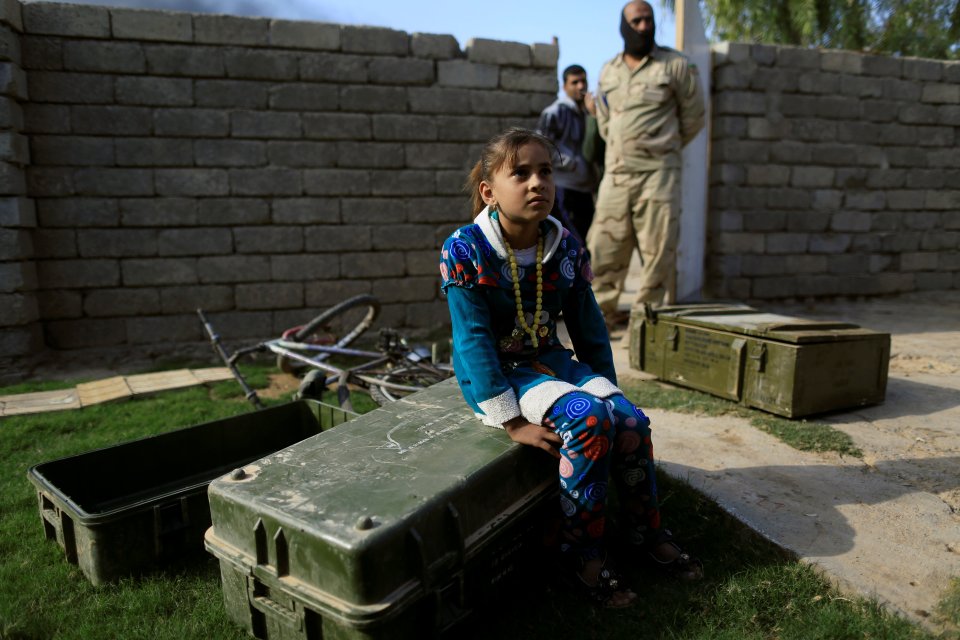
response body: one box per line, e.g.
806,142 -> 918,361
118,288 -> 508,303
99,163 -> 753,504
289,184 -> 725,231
938,578 -> 960,629
0,367 -> 938,639
621,379 -> 863,457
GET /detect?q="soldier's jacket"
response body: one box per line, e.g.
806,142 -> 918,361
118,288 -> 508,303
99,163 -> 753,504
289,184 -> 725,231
596,45 -> 705,172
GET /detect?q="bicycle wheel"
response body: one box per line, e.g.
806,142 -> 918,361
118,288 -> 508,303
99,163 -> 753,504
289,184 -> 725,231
277,294 -> 381,374
368,363 -> 453,405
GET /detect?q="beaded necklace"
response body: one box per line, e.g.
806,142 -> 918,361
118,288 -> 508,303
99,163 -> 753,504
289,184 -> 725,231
505,230 -> 544,348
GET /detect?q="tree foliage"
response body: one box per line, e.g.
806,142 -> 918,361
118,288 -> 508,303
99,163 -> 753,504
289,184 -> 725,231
673,0 -> 960,59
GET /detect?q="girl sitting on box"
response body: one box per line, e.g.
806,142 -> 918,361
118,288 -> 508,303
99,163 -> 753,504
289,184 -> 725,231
439,128 -> 702,608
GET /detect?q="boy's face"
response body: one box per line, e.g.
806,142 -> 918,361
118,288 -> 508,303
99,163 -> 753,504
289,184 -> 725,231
564,73 -> 588,104
480,142 -> 555,228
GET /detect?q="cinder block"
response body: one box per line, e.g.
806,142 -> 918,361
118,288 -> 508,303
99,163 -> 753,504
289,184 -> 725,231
0,0 -> 23,32
271,197 -> 339,225
500,67 -> 557,93
158,228 -> 232,256
820,49 -> 862,74
235,282 -> 302,310
127,314 -> 203,344
120,258 -> 199,287
78,228 -> 157,257
408,87 -> 471,114
921,83 -> 960,105
815,95 -> 860,119
84,287 -> 160,317
372,276 -> 435,303
715,232 -> 764,254
160,285 -> 233,314
808,233 -> 852,253
713,90 -> 766,115
194,14 -> 269,46
886,190 -> 926,210
916,272 -> 954,290
198,197 -> 270,225
466,38 -> 529,67
777,47 -> 820,69
830,210 -> 873,231
0,196 -> 34,227
267,141 -> 338,167
37,290 -> 83,317
898,103 -> 939,124
0,25 -> 20,65
30,70 -> 112,104
195,79 -> 269,109
404,142 -> 470,169
197,255 -> 271,283
110,7 -> 192,42
120,197 -> 197,227
303,224 -> 371,252
0,293 -> 39,326
154,108 -> 229,137
411,33 -> 458,60
269,19 -> 339,50
0,261 -> 37,293
340,85 -> 407,113
37,196 -> 118,227
928,148 -> 960,167
369,169 -> 435,196
71,105 -> 152,135
907,169 -> 946,189
27,165 -> 66,196
901,57 -> 942,81
741,254 -> 788,277
945,61 -> 960,83
23,2 -> 109,37
62,40 -> 145,73
268,83 -> 339,111
31,134 -> 113,166
746,116 -> 787,140
271,254 -> 340,281
46,318 -> 127,349
116,137 -> 193,167
0,226 -> 30,259
231,110 -> 301,138
862,54 -> 901,76
435,115 -> 501,142
154,168 -> 228,196
299,52 -> 367,83
712,42 -> 751,66
437,59 -> 498,89
435,169 -> 467,195
341,197 -> 407,224
765,233 -> 809,254
372,224 -> 436,250
900,251 -> 939,271
746,164 -> 789,186
340,251 -> 404,278
909,212 -> 944,231
341,25 -> 407,55
790,166 -> 834,188
74,167 -> 153,196
790,118 -> 837,142
798,71 -> 840,94
837,75 -> 883,98
531,42 -> 558,69
714,64 -> 752,89
304,279 -> 371,308
743,209 -> 788,231
38,258 -> 120,288
882,77 -> 921,101
303,169 -> 370,195
865,168 -> 906,189
195,139 -> 266,167
405,249 -> 439,276
939,105 -> 960,126
116,76 -> 193,106
406,197 -> 469,223
926,189 -> 960,210
0,130 -> 28,166
372,114 -> 437,141
21,35 -> 60,70
369,56 -> 434,85
336,141 -> 404,168
229,167 -> 302,196
470,90 -> 531,116
404,300 -> 448,329
529,92 -> 554,114
302,112 -> 370,140
234,225 -> 303,254
145,44 -> 225,77
224,48 -> 298,80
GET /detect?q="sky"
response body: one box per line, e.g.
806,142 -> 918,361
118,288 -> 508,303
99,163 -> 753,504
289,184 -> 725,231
46,0 -> 678,95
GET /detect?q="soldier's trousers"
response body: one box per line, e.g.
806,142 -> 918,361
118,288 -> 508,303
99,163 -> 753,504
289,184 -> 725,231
586,168 -> 681,314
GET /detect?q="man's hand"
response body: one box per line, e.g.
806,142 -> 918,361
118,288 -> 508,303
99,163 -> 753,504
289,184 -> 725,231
503,416 -> 563,458
583,92 -> 597,116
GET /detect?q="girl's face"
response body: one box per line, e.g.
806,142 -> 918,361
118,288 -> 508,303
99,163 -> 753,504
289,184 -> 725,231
479,142 -> 555,227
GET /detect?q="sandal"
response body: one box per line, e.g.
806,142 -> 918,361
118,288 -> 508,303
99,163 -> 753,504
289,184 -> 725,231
562,553 -> 637,609
644,528 -> 704,582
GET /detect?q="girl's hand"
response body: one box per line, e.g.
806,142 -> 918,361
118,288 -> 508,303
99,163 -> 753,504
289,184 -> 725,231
503,417 -> 563,458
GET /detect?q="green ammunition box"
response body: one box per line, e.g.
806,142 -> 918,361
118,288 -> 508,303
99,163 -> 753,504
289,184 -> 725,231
629,304 -> 890,418
27,400 -> 353,585
204,378 -> 556,640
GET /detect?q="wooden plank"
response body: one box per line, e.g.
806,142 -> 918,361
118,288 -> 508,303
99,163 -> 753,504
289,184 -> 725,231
0,389 -> 82,416
125,369 -> 200,395
190,367 -> 234,383
77,377 -> 133,406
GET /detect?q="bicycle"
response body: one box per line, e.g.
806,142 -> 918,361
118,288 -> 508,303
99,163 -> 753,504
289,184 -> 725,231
197,294 -> 453,412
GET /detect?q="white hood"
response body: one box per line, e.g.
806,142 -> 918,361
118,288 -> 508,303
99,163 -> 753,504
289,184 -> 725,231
474,206 -> 565,264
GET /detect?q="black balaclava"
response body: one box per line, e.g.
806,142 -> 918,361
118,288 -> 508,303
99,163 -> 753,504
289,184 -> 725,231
620,10 -> 655,58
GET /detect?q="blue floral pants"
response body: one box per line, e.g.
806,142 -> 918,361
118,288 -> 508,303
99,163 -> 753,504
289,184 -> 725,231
544,391 -> 661,561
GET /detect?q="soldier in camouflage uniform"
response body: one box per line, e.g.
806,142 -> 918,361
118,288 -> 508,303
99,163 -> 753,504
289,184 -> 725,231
587,0 -> 705,320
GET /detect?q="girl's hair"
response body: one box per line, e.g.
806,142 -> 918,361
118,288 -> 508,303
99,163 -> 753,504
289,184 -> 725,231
465,127 -> 558,216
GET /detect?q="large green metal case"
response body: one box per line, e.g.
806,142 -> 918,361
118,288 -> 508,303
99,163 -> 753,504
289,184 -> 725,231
27,400 -> 352,585
629,304 -> 890,418
204,379 -> 556,640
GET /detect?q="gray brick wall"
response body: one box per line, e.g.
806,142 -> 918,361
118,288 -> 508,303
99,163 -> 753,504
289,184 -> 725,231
708,42 -> 960,301
5,0 -> 558,360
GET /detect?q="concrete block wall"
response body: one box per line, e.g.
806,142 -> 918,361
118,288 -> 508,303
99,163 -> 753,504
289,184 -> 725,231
12,0 -> 558,358
0,0 -> 42,360
708,42 -> 960,299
